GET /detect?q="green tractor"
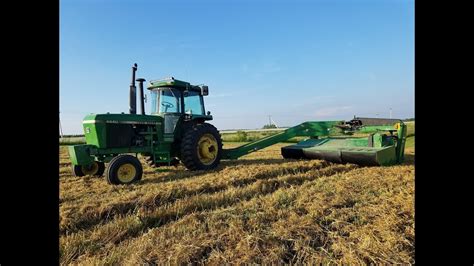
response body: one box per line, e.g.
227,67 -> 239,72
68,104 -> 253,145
69,64 -> 407,185
69,64 -> 223,184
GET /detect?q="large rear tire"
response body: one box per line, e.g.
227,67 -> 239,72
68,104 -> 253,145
105,155 -> 143,185
180,123 -> 223,170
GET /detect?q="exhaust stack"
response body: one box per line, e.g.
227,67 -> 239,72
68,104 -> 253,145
129,63 -> 138,114
136,78 -> 146,115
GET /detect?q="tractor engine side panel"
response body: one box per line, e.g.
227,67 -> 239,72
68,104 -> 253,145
82,114 -> 163,149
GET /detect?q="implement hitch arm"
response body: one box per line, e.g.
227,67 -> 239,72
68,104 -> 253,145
222,121 -> 343,159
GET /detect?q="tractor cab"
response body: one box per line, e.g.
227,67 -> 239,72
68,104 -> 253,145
147,77 -> 210,115
147,77 -> 212,134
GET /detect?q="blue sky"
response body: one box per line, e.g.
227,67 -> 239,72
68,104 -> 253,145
60,0 -> 414,134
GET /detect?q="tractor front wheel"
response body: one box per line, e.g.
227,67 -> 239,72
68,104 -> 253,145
72,161 -> 105,177
180,123 -> 223,170
106,155 -> 143,185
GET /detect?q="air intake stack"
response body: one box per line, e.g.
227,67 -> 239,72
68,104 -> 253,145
136,78 -> 146,115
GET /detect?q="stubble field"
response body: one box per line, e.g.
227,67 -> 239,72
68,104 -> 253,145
59,138 -> 414,265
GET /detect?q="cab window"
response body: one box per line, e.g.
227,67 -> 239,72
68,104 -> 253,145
184,91 -> 204,115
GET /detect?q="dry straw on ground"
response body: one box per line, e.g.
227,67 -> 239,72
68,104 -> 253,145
59,142 -> 414,265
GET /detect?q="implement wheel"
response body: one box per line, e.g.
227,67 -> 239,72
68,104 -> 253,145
180,123 -> 223,170
106,155 -> 143,185
72,161 -> 105,177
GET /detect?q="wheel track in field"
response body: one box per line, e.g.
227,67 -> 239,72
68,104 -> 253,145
60,163 -> 359,264
70,165 -> 415,265
60,160 -> 330,234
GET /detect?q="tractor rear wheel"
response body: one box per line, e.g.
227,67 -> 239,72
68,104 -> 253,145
72,161 -> 105,177
180,123 -> 223,170
105,155 -> 143,185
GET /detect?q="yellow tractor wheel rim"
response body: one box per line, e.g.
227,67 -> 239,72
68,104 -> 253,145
117,163 -> 136,183
81,162 -> 99,176
197,133 -> 218,165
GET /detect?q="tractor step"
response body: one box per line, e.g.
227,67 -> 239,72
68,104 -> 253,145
146,152 -> 180,167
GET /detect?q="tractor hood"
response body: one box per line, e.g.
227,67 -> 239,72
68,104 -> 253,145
82,113 -> 163,125
82,113 -> 163,148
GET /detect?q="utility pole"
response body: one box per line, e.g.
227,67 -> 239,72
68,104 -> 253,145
59,111 -> 63,137
270,116 -> 279,128
268,115 -> 272,126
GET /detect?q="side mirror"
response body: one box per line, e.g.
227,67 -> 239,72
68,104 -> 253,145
201,85 -> 209,96
207,111 -> 211,115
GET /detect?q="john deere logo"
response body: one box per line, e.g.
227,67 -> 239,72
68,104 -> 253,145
86,127 -> 90,133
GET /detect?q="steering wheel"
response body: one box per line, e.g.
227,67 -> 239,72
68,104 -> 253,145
161,101 -> 174,112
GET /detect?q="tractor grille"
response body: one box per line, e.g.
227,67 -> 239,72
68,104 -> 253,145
106,124 -> 133,148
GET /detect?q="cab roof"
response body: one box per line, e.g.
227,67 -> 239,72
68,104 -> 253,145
147,77 -> 201,91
